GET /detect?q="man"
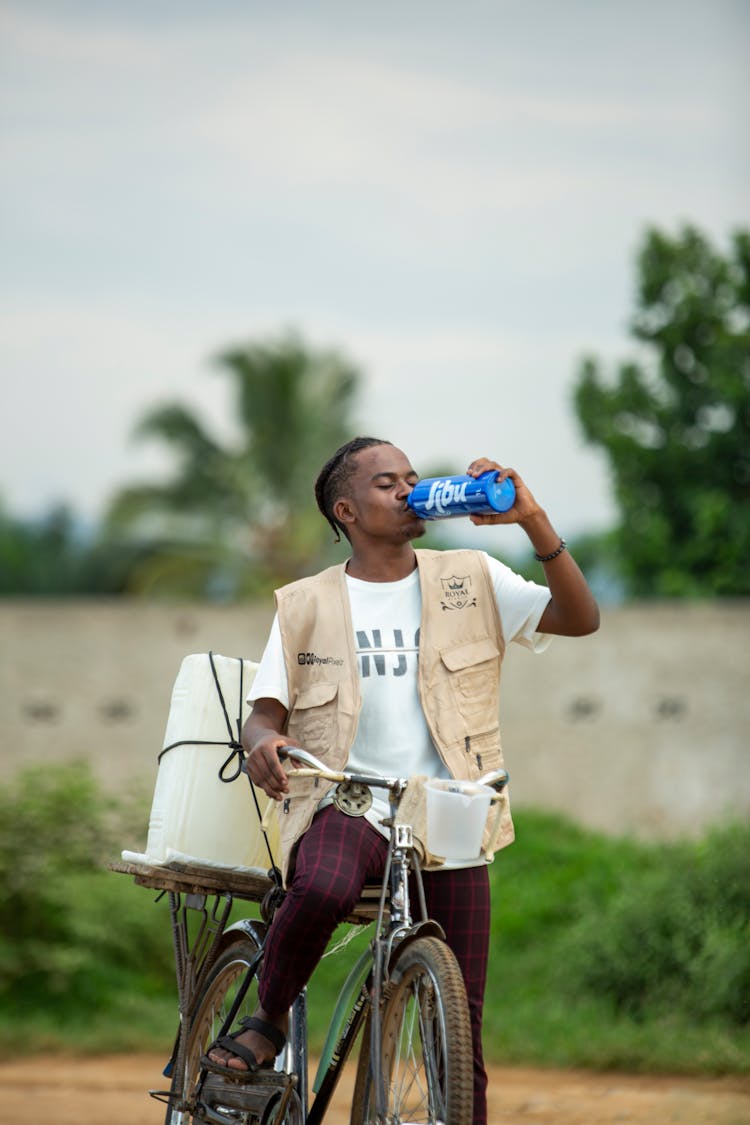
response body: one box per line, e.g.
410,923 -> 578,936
205,436 -> 599,1123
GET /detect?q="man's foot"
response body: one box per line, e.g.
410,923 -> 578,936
202,1015 -> 287,1079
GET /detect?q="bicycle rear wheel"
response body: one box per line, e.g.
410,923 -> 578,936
350,935 -> 473,1124
165,927 -> 265,1125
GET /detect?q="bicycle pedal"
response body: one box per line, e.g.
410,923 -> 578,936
201,1069 -> 297,1116
205,1067 -> 296,1088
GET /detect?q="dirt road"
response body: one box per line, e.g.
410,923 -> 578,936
1,1054 -> 748,1124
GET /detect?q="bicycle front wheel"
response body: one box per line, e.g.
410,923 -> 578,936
350,935 -> 473,1124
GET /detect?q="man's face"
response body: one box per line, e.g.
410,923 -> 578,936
337,444 -> 425,544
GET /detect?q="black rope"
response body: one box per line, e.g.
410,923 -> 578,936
242,761 -> 283,883
208,650 -> 246,781
208,650 -> 235,743
157,737 -> 243,763
237,659 -> 244,745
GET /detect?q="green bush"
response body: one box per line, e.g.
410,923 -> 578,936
482,813 -> 750,1073
561,824 -> 750,1026
0,762 -> 172,1013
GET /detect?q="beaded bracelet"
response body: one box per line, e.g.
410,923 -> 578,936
534,538 -> 567,563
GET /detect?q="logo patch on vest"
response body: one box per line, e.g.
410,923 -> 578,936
440,575 -> 477,610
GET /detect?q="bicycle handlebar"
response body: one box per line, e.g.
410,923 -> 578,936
278,746 -> 509,794
279,746 -> 405,793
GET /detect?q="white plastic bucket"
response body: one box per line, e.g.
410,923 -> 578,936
136,653 -> 279,871
424,778 -> 496,862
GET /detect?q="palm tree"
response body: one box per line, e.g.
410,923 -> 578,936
105,331 -> 361,596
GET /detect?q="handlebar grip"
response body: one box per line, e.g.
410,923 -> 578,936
280,746 -> 332,773
478,768 -> 510,792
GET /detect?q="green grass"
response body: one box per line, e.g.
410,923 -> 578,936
1,764 -> 748,1074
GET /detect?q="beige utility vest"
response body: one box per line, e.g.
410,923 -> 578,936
273,548 -> 514,880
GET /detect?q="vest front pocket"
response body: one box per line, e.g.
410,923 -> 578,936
286,680 -> 339,751
440,637 -> 500,723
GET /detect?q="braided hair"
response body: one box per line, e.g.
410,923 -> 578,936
315,436 -> 392,542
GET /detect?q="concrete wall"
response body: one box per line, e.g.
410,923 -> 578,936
1,599 -> 748,841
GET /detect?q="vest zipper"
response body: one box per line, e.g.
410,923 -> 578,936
465,735 -> 483,770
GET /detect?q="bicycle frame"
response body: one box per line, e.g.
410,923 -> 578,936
267,747 -> 507,1123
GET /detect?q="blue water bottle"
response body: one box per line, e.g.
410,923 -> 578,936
407,470 -> 516,520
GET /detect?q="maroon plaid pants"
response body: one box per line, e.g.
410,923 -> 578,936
258,804 -> 491,1124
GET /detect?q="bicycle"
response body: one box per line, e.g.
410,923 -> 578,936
113,747 -> 508,1124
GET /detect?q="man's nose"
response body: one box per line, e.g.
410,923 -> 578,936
395,479 -> 413,500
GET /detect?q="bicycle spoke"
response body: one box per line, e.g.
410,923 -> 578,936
418,985 -> 446,1119
394,993 -> 428,1111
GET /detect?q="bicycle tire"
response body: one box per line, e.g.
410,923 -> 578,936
165,928 -> 265,1125
350,935 -> 473,1124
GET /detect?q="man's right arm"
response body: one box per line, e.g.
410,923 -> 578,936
242,697 -> 295,801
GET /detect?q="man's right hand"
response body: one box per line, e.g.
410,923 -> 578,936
242,697 -> 295,801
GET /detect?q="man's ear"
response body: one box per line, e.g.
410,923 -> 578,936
333,497 -> 355,528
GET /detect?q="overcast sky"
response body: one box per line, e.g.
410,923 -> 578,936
1,0 -> 747,552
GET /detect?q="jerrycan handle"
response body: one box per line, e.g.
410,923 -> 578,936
478,769 -> 509,860
481,791 -> 505,858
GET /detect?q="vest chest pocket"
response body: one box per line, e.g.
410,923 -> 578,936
286,681 -> 339,751
440,637 -> 501,723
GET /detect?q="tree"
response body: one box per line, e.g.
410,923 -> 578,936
105,332 -> 361,596
573,225 -> 750,597
0,503 -> 77,594
0,502 -> 146,595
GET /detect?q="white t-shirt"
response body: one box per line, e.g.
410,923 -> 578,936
248,553 -> 551,843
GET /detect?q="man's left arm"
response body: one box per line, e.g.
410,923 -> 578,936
467,457 -> 600,638
521,512 -> 600,637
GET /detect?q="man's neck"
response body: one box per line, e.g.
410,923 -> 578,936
345,544 -> 418,583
